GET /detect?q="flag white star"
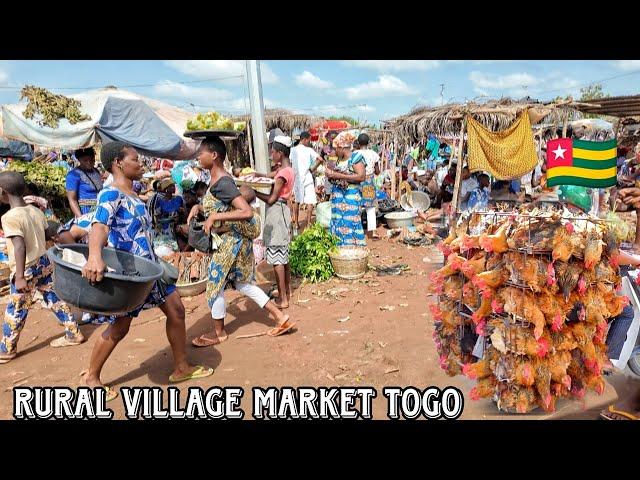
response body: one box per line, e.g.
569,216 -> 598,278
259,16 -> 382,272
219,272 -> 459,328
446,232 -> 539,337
552,144 -> 567,160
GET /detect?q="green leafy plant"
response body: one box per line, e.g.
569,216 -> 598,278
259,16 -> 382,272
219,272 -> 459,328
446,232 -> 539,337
289,222 -> 338,283
8,161 -> 67,198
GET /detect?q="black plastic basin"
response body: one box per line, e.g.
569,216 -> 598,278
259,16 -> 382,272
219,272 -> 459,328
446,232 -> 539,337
47,244 -> 163,315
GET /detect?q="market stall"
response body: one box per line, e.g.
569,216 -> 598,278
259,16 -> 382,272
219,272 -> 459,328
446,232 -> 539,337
0,86 -> 200,159
429,206 -> 625,413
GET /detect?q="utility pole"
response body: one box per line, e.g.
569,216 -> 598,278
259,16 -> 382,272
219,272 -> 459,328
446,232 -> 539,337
245,60 -> 269,222
440,84 -> 445,105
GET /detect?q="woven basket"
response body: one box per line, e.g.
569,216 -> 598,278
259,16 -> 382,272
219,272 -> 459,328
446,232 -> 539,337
329,246 -> 369,280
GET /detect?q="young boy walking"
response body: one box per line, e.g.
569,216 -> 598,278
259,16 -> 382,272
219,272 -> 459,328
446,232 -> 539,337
0,171 -> 84,363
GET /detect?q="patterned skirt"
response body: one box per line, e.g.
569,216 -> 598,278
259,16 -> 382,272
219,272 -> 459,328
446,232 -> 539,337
330,184 -> 365,247
265,246 -> 289,265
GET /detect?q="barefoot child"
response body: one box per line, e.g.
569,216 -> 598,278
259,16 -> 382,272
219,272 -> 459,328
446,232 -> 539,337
0,172 -> 85,363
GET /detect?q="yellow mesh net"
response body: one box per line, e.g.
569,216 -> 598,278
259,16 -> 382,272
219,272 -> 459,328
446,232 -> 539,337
466,109 -> 538,180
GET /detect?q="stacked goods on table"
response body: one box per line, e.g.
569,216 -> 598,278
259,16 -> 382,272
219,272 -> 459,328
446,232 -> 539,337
162,251 -> 210,285
186,111 -> 246,132
428,206 -> 627,413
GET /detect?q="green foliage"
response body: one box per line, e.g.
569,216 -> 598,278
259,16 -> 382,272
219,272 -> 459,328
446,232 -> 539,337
579,84 -> 609,101
8,161 -> 67,198
289,222 -> 338,283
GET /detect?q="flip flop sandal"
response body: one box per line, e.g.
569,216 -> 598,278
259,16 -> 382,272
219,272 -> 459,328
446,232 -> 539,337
169,365 -> 214,384
0,353 -> 17,364
600,405 -> 639,421
267,320 -> 297,337
191,334 -> 227,348
50,336 -> 84,348
104,386 -> 119,402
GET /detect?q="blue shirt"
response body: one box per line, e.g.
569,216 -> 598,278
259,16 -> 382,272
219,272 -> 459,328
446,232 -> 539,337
92,187 -> 156,261
65,168 -> 102,201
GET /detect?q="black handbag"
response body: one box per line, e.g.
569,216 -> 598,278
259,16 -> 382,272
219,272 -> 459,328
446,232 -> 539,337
188,218 -> 213,253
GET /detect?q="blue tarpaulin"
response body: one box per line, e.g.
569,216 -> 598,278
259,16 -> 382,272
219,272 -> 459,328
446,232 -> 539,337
0,139 -> 32,159
96,97 -> 182,158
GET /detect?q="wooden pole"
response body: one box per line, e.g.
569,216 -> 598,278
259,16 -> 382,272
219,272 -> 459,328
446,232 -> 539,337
450,118 -> 467,215
390,140 -> 397,201
247,121 -> 255,169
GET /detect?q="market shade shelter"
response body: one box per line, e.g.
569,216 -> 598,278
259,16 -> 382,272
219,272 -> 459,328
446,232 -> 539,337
576,95 -> 640,119
383,97 -> 589,209
0,87 -> 199,160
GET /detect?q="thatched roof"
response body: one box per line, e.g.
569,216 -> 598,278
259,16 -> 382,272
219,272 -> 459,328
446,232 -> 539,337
576,95 -> 640,118
384,98 -> 585,143
233,109 -> 322,134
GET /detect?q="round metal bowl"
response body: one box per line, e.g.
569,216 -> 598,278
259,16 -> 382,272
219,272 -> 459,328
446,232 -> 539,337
384,211 -> 417,229
400,191 -> 431,212
176,278 -> 207,297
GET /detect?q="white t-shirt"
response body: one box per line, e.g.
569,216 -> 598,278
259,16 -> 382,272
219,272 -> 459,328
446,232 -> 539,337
435,167 -> 448,188
290,145 -> 318,187
460,177 -> 479,209
359,149 -> 380,176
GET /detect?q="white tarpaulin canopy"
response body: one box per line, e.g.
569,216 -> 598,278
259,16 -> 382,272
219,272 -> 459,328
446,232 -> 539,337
0,87 -> 200,160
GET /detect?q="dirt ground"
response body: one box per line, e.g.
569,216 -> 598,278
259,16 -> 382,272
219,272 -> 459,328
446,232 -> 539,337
1,226 -> 638,420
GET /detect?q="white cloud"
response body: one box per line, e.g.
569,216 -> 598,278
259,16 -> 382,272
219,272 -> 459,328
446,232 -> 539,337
0,69 -> 8,85
164,60 -> 279,85
344,75 -> 418,100
153,80 -> 234,103
342,60 -> 440,72
612,60 -> 640,71
294,71 -> 333,89
356,104 -> 375,112
469,71 -> 540,90
473,88 -> 490,97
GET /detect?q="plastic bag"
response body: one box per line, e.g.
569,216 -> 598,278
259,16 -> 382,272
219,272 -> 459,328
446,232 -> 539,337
316,201 -> 332,229
558,185 -> 592,212
605,211 -> 631,242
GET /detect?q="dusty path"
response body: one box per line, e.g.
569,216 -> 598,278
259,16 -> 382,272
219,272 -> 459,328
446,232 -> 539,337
1,233 -> 638,419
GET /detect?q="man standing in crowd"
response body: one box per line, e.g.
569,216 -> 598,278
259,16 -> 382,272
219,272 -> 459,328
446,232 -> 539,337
291,131 -> 323,233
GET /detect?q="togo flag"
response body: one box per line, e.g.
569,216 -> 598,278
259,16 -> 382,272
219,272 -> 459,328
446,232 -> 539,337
546,138 -> 617,188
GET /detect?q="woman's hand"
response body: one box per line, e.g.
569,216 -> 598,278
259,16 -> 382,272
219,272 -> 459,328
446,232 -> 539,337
82,256 -> 106,284
187,205 -> 201,224
325,168 -> 337,180
203,214 -> 218,236
14,276 -> 28,293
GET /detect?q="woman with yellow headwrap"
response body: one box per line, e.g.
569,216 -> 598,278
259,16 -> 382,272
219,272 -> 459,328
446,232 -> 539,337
325,131 -> 367,246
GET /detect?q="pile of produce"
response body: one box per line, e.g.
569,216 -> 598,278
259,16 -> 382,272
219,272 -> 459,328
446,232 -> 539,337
162,251 -> 210,285
429,206 -> 626,413
186,111 -> 246,132
290,223 -> 338,283
20,85 -> 91,128
8,161 -> 67,198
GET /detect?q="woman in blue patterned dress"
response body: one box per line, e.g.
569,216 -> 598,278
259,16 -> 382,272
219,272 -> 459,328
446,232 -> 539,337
326,132 -> 367,247
81,141 -> 212,401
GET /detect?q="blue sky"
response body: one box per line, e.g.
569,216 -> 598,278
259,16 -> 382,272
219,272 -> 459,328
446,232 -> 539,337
1,60 -> 639,125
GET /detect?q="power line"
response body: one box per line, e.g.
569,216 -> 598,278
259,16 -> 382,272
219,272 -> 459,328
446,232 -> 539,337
0,74 -> 245,91
534,69 -> 640,96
